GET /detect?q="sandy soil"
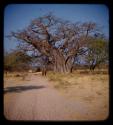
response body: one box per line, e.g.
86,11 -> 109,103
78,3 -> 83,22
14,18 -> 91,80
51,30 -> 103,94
4,72 -> 109,121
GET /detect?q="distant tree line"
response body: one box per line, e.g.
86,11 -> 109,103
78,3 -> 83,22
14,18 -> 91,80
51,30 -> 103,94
4,50 -> 32,72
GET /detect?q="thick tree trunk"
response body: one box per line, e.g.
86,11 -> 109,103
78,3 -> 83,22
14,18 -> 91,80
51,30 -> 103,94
52,49 -> 71,73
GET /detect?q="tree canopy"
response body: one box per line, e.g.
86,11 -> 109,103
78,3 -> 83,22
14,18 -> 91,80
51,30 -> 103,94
86,38 -> 108,70
9,13 -> 109,73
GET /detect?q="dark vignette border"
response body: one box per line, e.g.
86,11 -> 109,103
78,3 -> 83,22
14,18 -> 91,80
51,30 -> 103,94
0,0 -> 112,125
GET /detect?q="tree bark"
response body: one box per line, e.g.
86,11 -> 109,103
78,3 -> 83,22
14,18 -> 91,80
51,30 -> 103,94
42,66 -> 47,76
52,48 -> 71,73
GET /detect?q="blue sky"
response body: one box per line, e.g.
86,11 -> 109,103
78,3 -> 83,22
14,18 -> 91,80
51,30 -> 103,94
4,4 -> 109,52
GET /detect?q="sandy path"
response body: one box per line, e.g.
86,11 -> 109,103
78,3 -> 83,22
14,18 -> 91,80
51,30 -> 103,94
4,73 -> 108,120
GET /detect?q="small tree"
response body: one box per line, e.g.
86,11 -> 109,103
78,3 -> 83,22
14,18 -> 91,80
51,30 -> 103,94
86,38 -> 108,71
4,50 -> 32,71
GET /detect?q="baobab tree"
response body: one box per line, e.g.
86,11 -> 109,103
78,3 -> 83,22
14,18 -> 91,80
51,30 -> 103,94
10,13 -> 103,73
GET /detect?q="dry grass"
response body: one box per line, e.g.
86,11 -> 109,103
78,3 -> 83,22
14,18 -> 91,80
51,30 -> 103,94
47,69 -> 109,91
47,69 -> 109,120
4,72 -> 32,88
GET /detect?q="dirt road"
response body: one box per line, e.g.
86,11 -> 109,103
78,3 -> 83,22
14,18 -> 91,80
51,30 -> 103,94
4,73 -> 108,120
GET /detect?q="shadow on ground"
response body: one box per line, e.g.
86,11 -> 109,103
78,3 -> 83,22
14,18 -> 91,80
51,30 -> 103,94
4,85 -> 46,94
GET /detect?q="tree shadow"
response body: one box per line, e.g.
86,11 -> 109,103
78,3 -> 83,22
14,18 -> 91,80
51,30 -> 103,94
4,85 -> 46,94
